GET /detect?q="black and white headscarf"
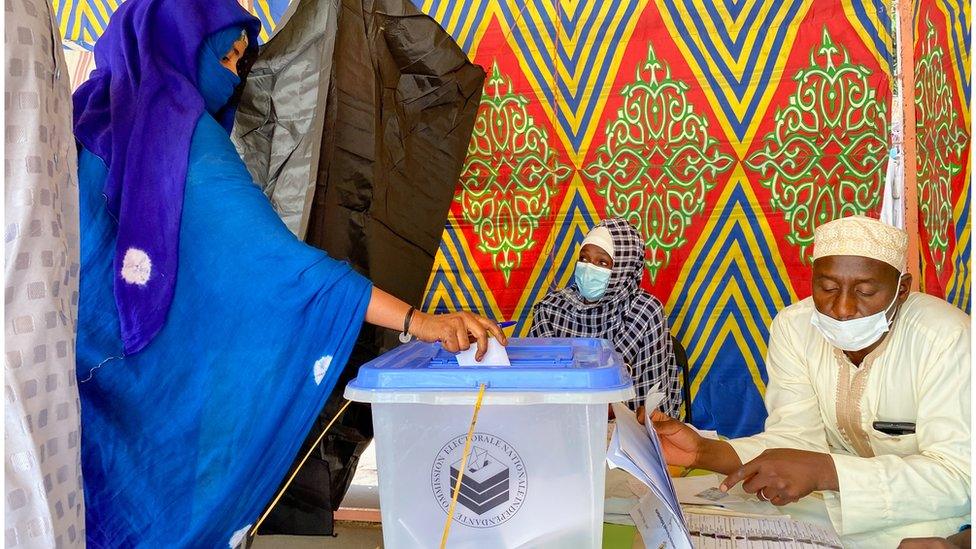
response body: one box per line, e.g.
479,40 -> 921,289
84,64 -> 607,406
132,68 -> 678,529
529,218 -> 682,415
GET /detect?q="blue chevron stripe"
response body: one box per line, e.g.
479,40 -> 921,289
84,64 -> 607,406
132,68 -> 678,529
460,0 -> 491,52
947,182 -> 971,312
677,259 -> 770,375
493,0 -> 646,151
556,0 -> 641,92
665,188 -> 794,436
462,0 -> 491,52
668,187 -> 795,325
55,0 -> 289,49
424,271 -> 468,312
722,0 -> 748,20
690,333 -> 768,436
940,0 -> 971,105
423,226 -> 498,314
661,0 -> 805,139
702,0 -> 764,53
418,0 -> 489,54
850,0 -> 895,71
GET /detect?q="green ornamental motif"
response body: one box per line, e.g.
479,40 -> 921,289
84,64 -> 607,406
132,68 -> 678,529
582,45 -> 733,281
456,61 -> 572,284
916,18 -> 968,272
745,28 -> 889,263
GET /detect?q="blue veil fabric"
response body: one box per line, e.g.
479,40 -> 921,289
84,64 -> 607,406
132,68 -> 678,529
72,0 -> 261,355
75,23 -> 373,548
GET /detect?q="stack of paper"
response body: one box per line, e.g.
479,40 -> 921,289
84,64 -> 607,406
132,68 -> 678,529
607,396 -> 693,548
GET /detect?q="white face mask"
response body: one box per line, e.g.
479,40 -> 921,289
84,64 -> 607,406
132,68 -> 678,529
810,274 -> 905,352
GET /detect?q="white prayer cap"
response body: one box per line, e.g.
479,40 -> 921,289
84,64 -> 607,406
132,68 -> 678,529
812,215 -> 908,272
582,226 -> 615,259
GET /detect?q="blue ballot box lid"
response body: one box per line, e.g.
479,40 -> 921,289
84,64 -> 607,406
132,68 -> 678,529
344,338 -> 635,405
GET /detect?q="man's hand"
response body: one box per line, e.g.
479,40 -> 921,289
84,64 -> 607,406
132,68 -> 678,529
644,410 -> 705,468
898,538 -> 960,549
720,448 -> 838,506
409,311 -> 507,360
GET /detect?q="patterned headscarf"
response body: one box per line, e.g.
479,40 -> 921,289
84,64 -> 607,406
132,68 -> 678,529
529,218 -> 681,414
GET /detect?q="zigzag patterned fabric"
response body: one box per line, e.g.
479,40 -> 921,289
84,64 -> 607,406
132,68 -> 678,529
55,0 -> 971,436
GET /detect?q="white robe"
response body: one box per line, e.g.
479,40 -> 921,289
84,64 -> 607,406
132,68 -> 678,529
4,1 -> 85,546
729,293 -> 971,547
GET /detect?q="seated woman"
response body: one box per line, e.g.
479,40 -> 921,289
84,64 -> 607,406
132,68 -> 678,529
71,1 -> 503,546
528,217 -> 682,415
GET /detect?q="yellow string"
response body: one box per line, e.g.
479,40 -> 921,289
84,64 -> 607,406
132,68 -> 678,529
250,400 -> 353,537
439,383 -> 488,549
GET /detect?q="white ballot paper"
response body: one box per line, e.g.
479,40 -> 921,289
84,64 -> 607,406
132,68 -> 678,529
631,492 -> 693,549
455,337 -> 510,367
607,400 -> 693,548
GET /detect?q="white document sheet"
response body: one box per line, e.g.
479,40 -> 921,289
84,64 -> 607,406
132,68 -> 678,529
630,492 -> 694,549
455,337 -> 510,367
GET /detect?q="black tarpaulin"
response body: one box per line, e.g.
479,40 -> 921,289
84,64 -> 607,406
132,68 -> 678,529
234,0 -> 484,536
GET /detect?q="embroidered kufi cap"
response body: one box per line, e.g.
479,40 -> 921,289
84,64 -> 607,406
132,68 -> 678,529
812,215 -> 908,272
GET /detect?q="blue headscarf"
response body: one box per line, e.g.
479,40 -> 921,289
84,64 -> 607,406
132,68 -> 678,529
198,27 -> 245,116
73,0 -> 260,355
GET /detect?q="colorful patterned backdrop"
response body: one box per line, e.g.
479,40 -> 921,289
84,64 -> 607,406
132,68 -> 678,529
55,0 -> 971,437
914,0 -> 971,312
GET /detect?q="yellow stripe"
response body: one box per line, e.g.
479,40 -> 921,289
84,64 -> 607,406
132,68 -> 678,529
502,0 -> 650,164
58,0 -> 75,40
655,0 -> 813,157
676,0 -> 775,80
936,0 -> 972,125
70,2 -> 87,41
428,215 -> 506,320
433,0 -> 453,30
257,0 -> 275,38
93,0 -> 112,26
442,0 -> 468,39
667,167 -> 798,337
674,201 -> 781,345
688,286 -> 766,400
562,0 -> 597,46
948,155 -> 971,304
841,0 -> 893,76
688,0 -> 760,42
463,2 -> 500,60
554,1 -> 633,121
454,0 -> 485,49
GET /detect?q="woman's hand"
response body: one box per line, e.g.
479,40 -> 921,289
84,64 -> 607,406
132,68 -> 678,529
409,311 -> 507,360
363,288 -> 506,361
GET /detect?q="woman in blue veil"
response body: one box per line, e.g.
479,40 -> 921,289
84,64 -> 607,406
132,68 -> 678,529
72,1 -> 503,546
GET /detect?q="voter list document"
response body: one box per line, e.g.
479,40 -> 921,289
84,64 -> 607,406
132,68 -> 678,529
608,396 -> 843,549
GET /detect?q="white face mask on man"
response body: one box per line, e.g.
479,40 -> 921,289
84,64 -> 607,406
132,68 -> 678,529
810,274 -> 905,352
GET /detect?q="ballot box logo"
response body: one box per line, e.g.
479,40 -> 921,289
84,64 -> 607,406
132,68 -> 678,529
431,432 -> 527,528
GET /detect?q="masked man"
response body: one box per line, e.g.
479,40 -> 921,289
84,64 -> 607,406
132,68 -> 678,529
647,216 -> 971,547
